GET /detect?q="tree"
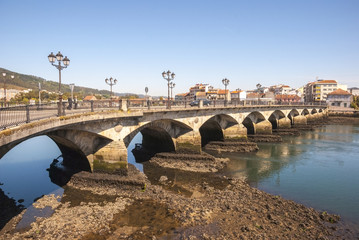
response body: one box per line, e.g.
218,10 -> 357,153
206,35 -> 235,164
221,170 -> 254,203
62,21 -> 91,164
351,96 -> 359,109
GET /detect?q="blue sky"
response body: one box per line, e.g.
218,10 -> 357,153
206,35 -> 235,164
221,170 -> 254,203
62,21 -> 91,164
1,0 -> 358,96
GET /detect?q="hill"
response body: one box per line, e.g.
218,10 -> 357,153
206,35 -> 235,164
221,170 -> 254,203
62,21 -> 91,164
0,67 -> 117,97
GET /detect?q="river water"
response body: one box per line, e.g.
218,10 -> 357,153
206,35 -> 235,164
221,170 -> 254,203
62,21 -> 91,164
0,123 -> 358,228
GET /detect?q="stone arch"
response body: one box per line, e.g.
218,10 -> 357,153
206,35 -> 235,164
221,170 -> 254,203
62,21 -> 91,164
123,119 -> 193,148
268,110 -> 286,129
198,114 -> 239,146
47,135 -> 92,172
288,109 -> 300,125
319,109 -> 323,113
311,109 -> 318,114
301,109 -> 310,116
140,126 -> 176,154
242,111 -> 266,134
0,129 -> 111,173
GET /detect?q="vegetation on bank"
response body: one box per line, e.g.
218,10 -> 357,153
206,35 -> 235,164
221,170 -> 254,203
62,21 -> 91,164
351,96 -> 359,109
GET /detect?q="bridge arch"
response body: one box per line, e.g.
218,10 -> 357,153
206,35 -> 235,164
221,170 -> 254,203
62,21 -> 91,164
311,109 -> 318,114
288,109 -> 300,125
268,110 -> 286,129
124,119 -> 193,155
242,111 -> 267,134
199,114 -> 239,146
301,109 -> 310,116
0,129 -> 112,174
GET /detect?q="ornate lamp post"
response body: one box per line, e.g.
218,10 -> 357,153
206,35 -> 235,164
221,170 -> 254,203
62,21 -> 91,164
48,51 -> 70,116
222,78 -> 230,106
145,87 -> 148,99
169,82 -> 176,102
2,72 -> 14,105
105,77 -> 117,98
162,70 -> 175,109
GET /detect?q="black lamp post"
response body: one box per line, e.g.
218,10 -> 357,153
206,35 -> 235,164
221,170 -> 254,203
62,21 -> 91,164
2,72 -> 14,105
162,70 -> 175,109
48,51 -> 70,116
169,82 -> 176,102
105,77 -> 117,98
222,78 -> 230,106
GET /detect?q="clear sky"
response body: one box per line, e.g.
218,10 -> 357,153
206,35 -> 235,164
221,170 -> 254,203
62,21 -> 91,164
1,0 -> 358,96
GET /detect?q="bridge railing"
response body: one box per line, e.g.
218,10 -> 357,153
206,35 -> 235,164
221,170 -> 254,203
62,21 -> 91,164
0,99 -> 328,130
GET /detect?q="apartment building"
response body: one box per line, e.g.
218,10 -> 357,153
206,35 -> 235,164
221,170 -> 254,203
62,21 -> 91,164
304,80 -> 340,102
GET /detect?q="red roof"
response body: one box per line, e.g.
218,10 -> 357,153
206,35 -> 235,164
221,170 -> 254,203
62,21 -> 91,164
218,89 -> 229,94
275,94 -> 301,100
83,95 -> 97,101
314,80 -> 337,84
246,92 -> 259,98
327,89 -> 351,95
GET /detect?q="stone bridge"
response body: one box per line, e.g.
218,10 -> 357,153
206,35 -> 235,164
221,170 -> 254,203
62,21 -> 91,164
0,105 -> 327,174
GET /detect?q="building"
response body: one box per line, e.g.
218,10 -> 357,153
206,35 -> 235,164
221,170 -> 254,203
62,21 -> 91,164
195,91 -> 207,100
272,84 -> 292,95
175,92 -> 190,101
0,88 -> 22,101
206,89 -> 218,100
348,87 -> 359,96
189,84 -> 209,100
327,89 -> 352,108
230,90 -> 247,101
275,94 -> 301,103
246,92 -> 261,101
304,80 -> 339,102
217,89 -> 231,101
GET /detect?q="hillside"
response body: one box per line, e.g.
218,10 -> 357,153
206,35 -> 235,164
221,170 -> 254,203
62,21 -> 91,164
0,67 -> 114,96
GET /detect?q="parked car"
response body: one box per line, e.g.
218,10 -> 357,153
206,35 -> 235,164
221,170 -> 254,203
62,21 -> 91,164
190,100 -> 211,106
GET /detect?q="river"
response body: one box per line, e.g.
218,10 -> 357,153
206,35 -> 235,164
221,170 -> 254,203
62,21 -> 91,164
0,123 -> 358,229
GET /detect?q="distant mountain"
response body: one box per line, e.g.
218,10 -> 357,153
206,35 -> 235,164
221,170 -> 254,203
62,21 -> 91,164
0,67 -> 135,97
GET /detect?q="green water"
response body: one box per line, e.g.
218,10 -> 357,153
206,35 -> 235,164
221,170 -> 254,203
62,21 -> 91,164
221,124 -> 359,224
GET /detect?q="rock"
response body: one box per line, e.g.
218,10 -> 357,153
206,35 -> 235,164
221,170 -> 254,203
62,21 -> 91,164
158,176 -> 168,183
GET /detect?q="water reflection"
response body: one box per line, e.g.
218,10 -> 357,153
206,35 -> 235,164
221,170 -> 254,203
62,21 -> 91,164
0,136 -> 62,207
220,124 -> 359,224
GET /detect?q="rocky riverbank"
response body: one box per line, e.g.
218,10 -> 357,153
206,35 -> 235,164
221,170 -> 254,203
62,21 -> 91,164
204,140 -> 259,153
149,152 -> 229,173
1,161 -> 358,239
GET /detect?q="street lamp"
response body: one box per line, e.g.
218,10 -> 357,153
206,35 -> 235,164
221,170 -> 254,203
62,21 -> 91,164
162,70 -> 175,109
169,82 -> 176,102
48,51 -> 70,116
2,72 -> 14,105
145,87 -> 148,98
105,77 -> 117,98
222,78 -> 230,106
